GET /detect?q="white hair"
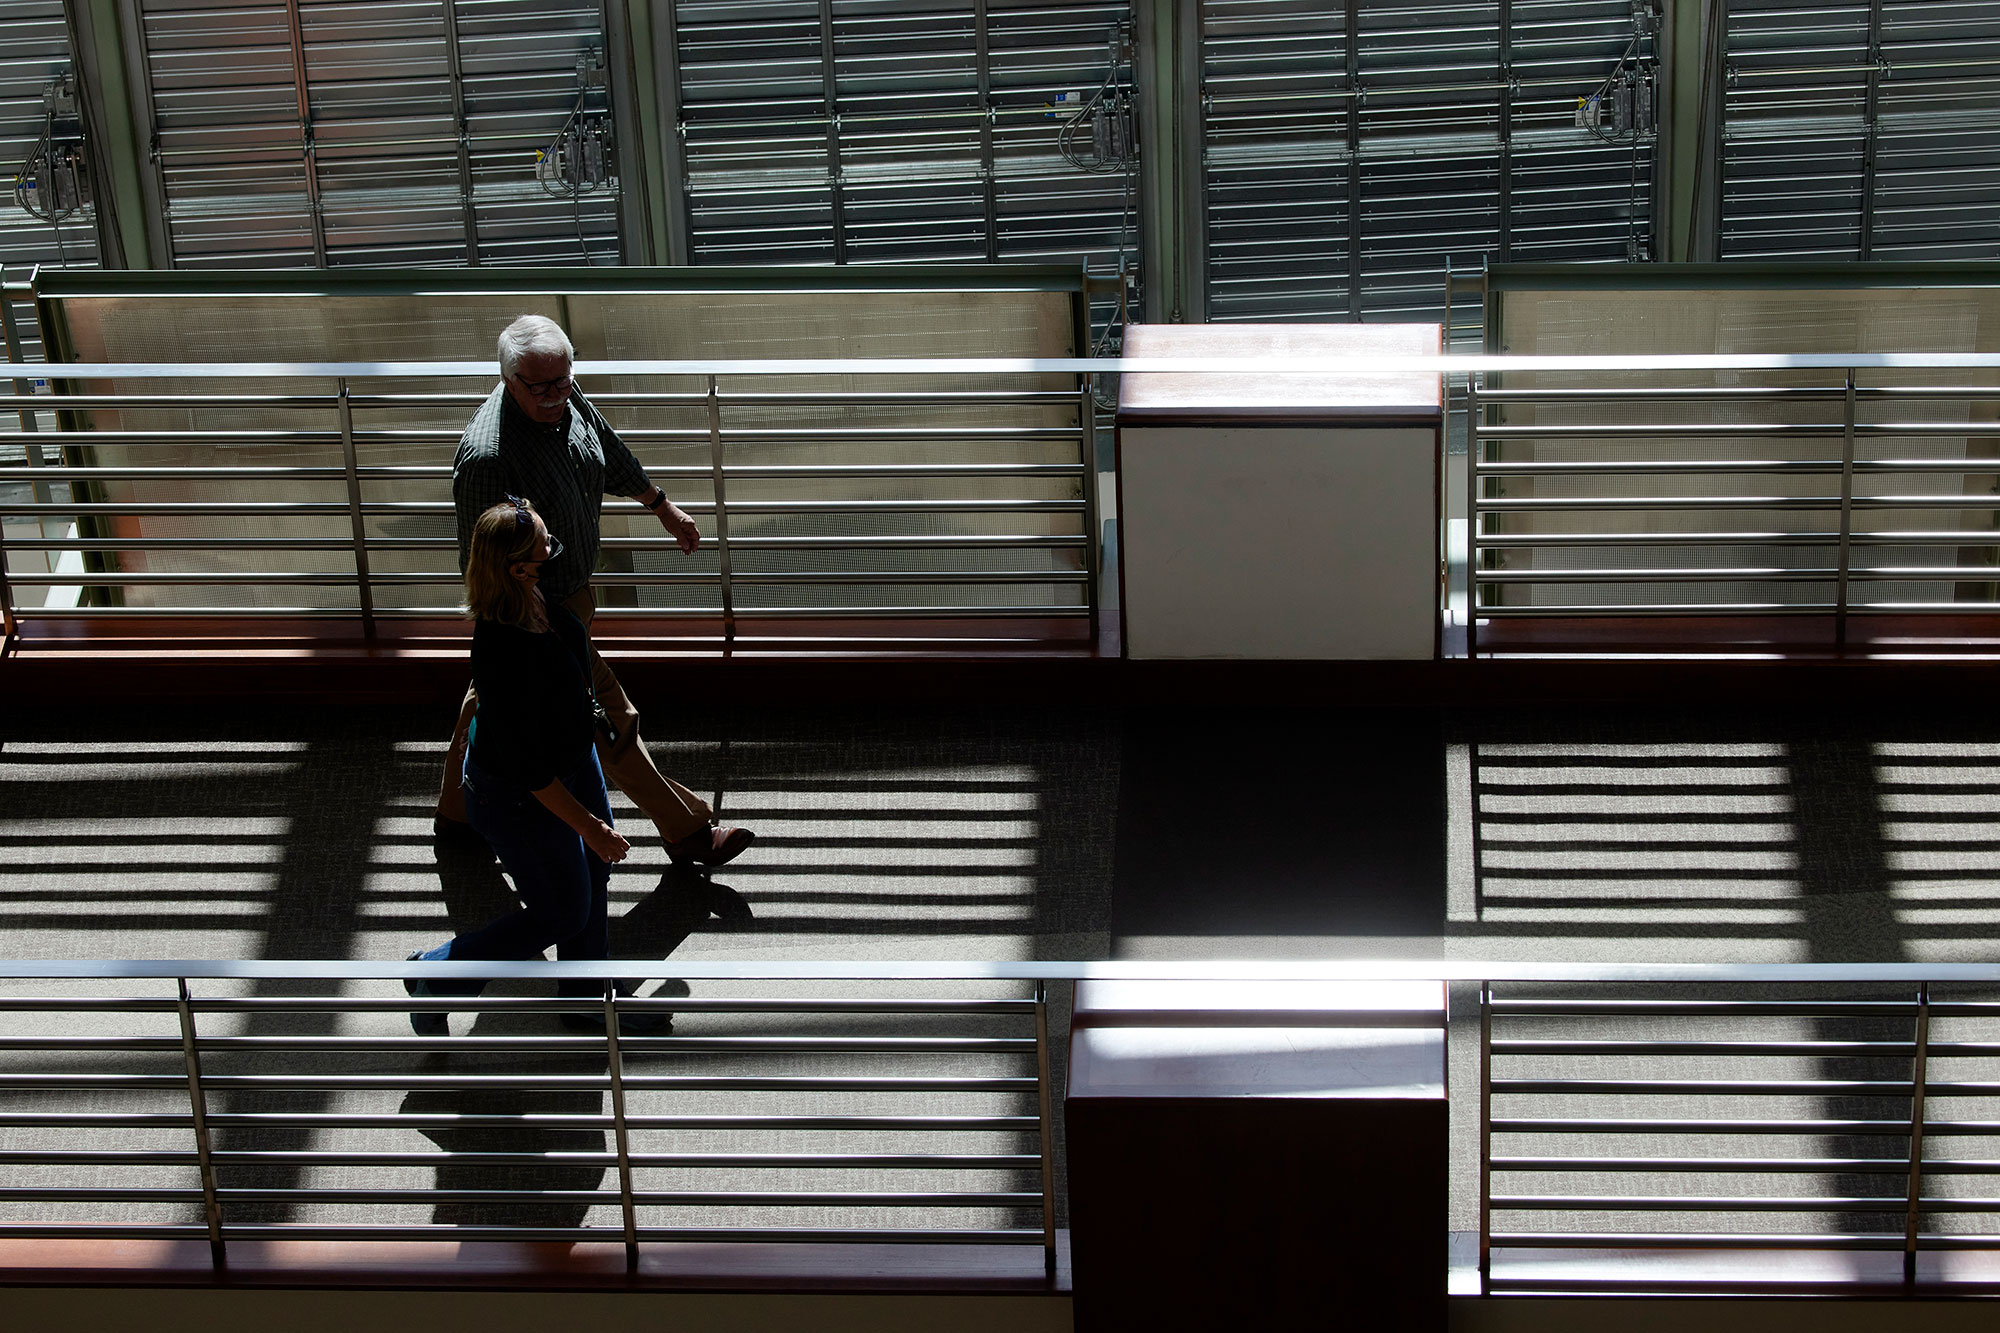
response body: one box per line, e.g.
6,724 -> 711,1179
497,315 -> 574,377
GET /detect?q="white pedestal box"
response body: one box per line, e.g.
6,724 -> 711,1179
1115,324 -> 1442,660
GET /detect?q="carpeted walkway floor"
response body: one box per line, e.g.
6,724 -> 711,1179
4,698 -> 1998,1243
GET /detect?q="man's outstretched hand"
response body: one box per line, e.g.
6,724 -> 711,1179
660,501 -> 700,554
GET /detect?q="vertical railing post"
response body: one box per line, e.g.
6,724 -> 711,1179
1478,980 -> 1493,1292
1079,380 -> 1101,642
0,275 -> 39,430
0,277 -> 37,646
439,0 -> 481,263
0,505 -> 12,645
1034,979 -> 1059,1282
704,375 -> 736,642
1904,981 -> 1932,1290
174,978 -> 226,1269
1466,374 -> 1482,659
603,980 -> 641,1271
335,377 -> 375,638
1468,741 -> 1484,919
1835,368 -> 1857,648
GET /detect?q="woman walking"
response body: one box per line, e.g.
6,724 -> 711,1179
407,495 -> 662,1035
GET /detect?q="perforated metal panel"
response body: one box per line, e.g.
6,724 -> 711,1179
1202,0 -> 1656,323
1722,0 -> 2000,260
131,0 -> 619,268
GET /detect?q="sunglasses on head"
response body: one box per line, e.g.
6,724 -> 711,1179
503,495 -> 563,563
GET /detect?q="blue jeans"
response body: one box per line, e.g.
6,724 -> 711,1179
456,750 -> 613,996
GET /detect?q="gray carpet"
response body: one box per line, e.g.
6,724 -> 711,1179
5,700 -> 1998,1245
0,703 -> 1118,1239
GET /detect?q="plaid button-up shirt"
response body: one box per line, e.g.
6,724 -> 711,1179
452,383 -> 652,603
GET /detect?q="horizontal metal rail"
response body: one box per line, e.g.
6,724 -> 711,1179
0,571 -> 1089,587
0,535 -> 1089,553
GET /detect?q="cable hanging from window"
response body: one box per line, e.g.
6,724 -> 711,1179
13,71 -> 90,268
537,48 -> 617,265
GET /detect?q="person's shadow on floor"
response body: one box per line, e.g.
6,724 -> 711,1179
610,865 -> 754,1007
401,863 -> 755,1225
430,839 -> 516,936
399,1018 -> 609,1236
617,865 -> 752,951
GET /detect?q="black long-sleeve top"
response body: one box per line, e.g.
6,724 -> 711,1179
467,604 -> 597,792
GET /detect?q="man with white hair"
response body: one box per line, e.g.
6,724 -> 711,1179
433,313 -> 753,868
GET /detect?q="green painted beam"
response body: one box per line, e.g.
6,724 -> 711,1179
610,0 -> 672,265
1132,0 -> 1201,323
73,0 -> 162,268
30,264 -> 1095,301
1662,0 -> 1721,262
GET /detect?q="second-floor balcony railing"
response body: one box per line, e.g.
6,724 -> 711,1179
7,350 -> 2000,653
1469,366 -> 2000,650
0,359 -> 1100,638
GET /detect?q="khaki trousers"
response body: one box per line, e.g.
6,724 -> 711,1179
436,585 -> 713,842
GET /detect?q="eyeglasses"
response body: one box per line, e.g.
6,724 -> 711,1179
513,371 -> 573,400
504,495 -> 563,563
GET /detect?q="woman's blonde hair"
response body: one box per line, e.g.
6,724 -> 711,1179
464,497 -> 544,627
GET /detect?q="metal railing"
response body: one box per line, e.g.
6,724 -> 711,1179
15,959 -> 2000,1296
0,278 -> 57,618
0,359 -> 1098,639
10,352 -> 2000,655
1478,968 -> 2000,1294
0,960 -> 1064,1275
1467,367 -> 2000,651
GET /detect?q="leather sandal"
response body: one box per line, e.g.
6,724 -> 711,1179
667,823 -> 755,868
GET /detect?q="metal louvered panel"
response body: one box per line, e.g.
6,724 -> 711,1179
1722,1 -> 2000,261
672,0 -> 1137,336
303,2 -> 466,267
453,0 -> 621,265
1722,0 -> 1871,258
1203,0 -> 1654,324
135,0 -> 617,268
1202,1 -> 1351,319
1872,3 -> 2000,257
0,0 -> 99,284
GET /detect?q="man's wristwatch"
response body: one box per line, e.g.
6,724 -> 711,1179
639,485 -> 669,512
